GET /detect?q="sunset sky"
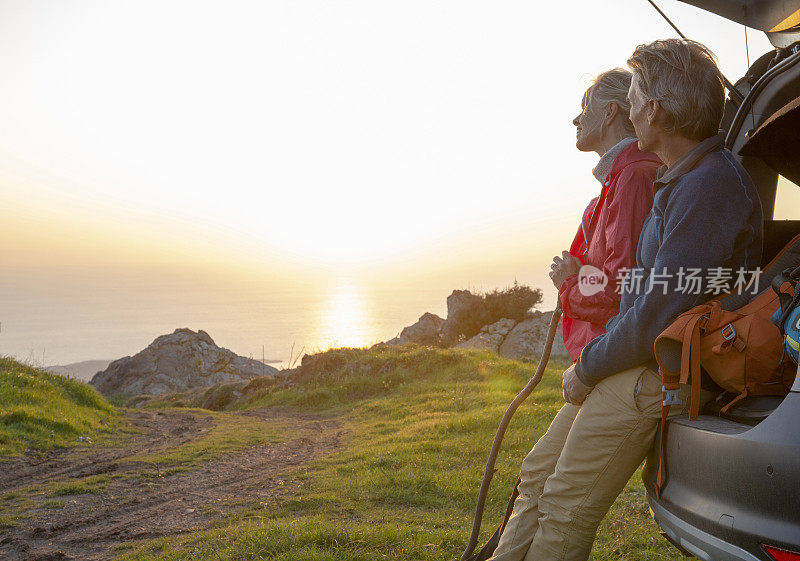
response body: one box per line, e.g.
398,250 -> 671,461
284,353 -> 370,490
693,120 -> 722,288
1,0 -> 795,365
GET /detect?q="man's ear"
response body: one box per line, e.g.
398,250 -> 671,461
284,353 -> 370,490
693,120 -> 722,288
646,99 -> 659,126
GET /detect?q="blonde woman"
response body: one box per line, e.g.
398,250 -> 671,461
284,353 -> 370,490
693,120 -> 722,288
551,69 -> 660,362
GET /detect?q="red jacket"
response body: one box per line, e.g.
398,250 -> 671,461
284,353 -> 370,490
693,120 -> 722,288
559,141 -> 661,361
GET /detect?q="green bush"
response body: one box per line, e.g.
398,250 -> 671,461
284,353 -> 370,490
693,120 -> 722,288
442,282 -> 543,345
483,282 -> 543,322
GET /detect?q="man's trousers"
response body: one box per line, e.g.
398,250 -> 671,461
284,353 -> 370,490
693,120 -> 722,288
488,364 -> 709,561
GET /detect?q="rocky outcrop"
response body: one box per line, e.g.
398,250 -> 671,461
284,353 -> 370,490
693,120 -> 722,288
439,290 -> 490,346
499,311 -> 569,360
379,287 -> 569,362
90,328 -> 278,396
457,318 -> 517,351
456,312 -> 569,360
385,312 -> 445,346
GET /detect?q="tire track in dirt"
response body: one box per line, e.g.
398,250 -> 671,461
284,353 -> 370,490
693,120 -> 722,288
0,408 -> 342,561
0,410 -> 214,491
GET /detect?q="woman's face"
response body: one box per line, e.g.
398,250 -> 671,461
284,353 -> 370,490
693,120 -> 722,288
572,89 -> 605,153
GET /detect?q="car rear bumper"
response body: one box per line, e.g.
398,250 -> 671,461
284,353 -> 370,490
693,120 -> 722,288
648,496 -> 764,561
643,391 -> 800,560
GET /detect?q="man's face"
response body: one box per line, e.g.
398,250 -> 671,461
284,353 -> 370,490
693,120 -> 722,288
572,90 -> 604,153
628,73 -> 652,151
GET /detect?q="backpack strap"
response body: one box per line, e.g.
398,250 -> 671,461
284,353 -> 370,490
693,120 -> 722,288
654,308 -> 707,498
684,312 -> 704,420
720,388 -> 750,414
711,322 -> 747,355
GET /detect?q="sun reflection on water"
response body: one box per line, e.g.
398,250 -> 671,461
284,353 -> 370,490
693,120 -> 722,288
318,280 -> 370,349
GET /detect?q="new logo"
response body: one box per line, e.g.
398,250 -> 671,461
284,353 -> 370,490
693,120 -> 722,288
578,265 -> 608,296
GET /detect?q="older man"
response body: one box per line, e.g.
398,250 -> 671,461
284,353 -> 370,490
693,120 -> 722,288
488,39 -> 762,561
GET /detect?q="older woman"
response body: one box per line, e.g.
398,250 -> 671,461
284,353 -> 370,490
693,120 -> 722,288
550,69 -> 661,362
488,69 -> 660,561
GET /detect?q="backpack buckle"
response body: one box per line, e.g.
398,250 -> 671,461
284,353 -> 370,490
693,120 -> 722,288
721,323 -> 736,341
662,386 -> 683,407
698,315 -> 709,333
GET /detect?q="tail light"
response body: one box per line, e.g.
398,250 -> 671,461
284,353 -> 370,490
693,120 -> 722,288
763,545 -> 800,561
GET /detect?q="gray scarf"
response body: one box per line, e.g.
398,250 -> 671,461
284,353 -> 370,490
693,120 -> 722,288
592,137 -> 637,183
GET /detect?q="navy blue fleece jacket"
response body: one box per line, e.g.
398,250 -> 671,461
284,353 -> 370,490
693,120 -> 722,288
574,133 -> 763,386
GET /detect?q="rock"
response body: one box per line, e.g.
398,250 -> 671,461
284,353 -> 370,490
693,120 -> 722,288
299,350 -> 347,373
439,290 -> 491,346
200,382 -> 246,411
498,311 -> 570,360
90,328 -> 278,396
457,318 -> 518,352
400,312 -> 445,344
385,312 -> 445,346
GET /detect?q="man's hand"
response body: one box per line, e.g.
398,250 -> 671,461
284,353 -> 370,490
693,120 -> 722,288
562,364 -> 593,406
550,251 -> 582,290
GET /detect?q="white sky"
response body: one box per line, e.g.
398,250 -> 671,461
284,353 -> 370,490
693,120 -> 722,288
0,1 -> 776,270
1,0 -> 793,367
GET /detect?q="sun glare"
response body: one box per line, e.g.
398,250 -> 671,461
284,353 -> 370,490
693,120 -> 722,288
317,280 -> 370,349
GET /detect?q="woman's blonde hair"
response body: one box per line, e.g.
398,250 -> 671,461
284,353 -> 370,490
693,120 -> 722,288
585,68 -> 637,137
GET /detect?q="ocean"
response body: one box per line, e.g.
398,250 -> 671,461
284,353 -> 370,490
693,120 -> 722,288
0,279 -> 453,371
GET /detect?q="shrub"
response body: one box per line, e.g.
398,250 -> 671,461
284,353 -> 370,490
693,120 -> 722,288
441,282 -> 543,345
483,282 -> 543,323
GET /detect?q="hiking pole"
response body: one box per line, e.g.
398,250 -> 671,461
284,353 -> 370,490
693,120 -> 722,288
459,302 -> 563,561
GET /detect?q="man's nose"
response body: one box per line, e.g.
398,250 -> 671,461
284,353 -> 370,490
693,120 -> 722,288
572,114 -> 581,126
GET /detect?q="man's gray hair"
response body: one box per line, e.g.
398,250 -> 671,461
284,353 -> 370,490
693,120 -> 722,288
586,68 -> 636,137
627,38 -> 725,141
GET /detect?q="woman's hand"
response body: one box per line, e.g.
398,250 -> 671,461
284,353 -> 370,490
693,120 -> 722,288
550,251 -> 582,290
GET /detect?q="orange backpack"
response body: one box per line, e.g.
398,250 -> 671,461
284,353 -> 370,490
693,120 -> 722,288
652,233 -> 800,497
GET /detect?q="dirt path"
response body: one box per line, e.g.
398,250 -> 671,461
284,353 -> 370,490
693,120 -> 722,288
0,408 -> 342,561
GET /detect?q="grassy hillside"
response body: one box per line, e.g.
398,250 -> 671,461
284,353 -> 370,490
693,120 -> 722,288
119,346 -> 675,561
0,356 -> 118,456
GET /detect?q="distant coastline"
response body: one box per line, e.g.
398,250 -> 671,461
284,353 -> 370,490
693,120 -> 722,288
46,357 -> 286,382
45,360 -> 114,382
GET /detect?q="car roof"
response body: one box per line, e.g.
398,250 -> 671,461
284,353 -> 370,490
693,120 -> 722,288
678,0 -> 800,47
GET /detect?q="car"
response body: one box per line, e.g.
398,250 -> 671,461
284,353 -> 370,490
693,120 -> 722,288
641,2 -> 800,560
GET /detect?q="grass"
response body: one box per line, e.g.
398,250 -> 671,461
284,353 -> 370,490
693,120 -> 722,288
118,345 -> 678,561
49,475 -> 112,496
127,410 -> 285,467
0,356 -> 118,456
41,499 -> 66,510
0,512 -> 21,529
